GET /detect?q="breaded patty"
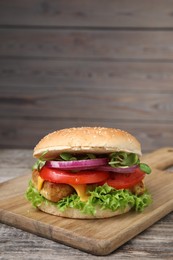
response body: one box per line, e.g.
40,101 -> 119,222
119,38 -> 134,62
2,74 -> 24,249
130,181 -> 145,195
32,170 -> 75,202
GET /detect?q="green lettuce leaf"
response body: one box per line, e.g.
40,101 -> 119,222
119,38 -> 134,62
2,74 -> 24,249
25,181 -> 152,216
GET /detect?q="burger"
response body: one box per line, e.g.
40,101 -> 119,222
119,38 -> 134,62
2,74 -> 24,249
26,127 -> 152,219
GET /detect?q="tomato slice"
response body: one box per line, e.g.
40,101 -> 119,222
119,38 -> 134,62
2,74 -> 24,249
39,166 -> 110,185
106,168 -> 145,189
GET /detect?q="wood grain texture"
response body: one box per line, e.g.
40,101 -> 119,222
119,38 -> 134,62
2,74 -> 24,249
0,117 -> 173,152
1,84 -> 173,121
1,29 -> 173,60
2,59 -> 173,87
0,1 -> 173,153
1,0 -> 173,28
0,58 -> 173,150
0,148 -> 173,256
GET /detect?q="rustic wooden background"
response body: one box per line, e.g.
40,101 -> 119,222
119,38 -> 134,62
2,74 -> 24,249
0,0 -> 173,152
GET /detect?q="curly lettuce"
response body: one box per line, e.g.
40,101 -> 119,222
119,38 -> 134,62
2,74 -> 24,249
25,181 -> 152,216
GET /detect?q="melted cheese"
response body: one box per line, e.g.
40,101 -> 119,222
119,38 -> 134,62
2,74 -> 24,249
37,176 -> 45,191
70,184 -> 89,202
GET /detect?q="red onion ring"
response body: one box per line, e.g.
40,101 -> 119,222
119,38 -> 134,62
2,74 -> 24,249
97,165 -> 139,173
45,158 -> 108,170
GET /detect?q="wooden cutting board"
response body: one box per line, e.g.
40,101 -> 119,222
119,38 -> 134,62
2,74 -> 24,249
0,147 -> 173,256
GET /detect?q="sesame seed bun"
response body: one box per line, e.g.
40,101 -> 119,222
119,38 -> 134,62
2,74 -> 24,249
33,127 -> 141,158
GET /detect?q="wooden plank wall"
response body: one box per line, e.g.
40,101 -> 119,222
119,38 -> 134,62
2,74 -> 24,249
0,0 -> 173,152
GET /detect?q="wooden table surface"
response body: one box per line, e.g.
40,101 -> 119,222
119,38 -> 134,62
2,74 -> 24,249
0,149 -> 173,259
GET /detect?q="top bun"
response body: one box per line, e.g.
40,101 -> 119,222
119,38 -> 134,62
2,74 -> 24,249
33,127 -> 141,158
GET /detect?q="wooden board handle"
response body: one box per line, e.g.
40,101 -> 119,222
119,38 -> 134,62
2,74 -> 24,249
141,147 -> 173,171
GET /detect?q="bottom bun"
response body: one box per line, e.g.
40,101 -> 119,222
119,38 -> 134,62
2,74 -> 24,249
37,202 -> 131,219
